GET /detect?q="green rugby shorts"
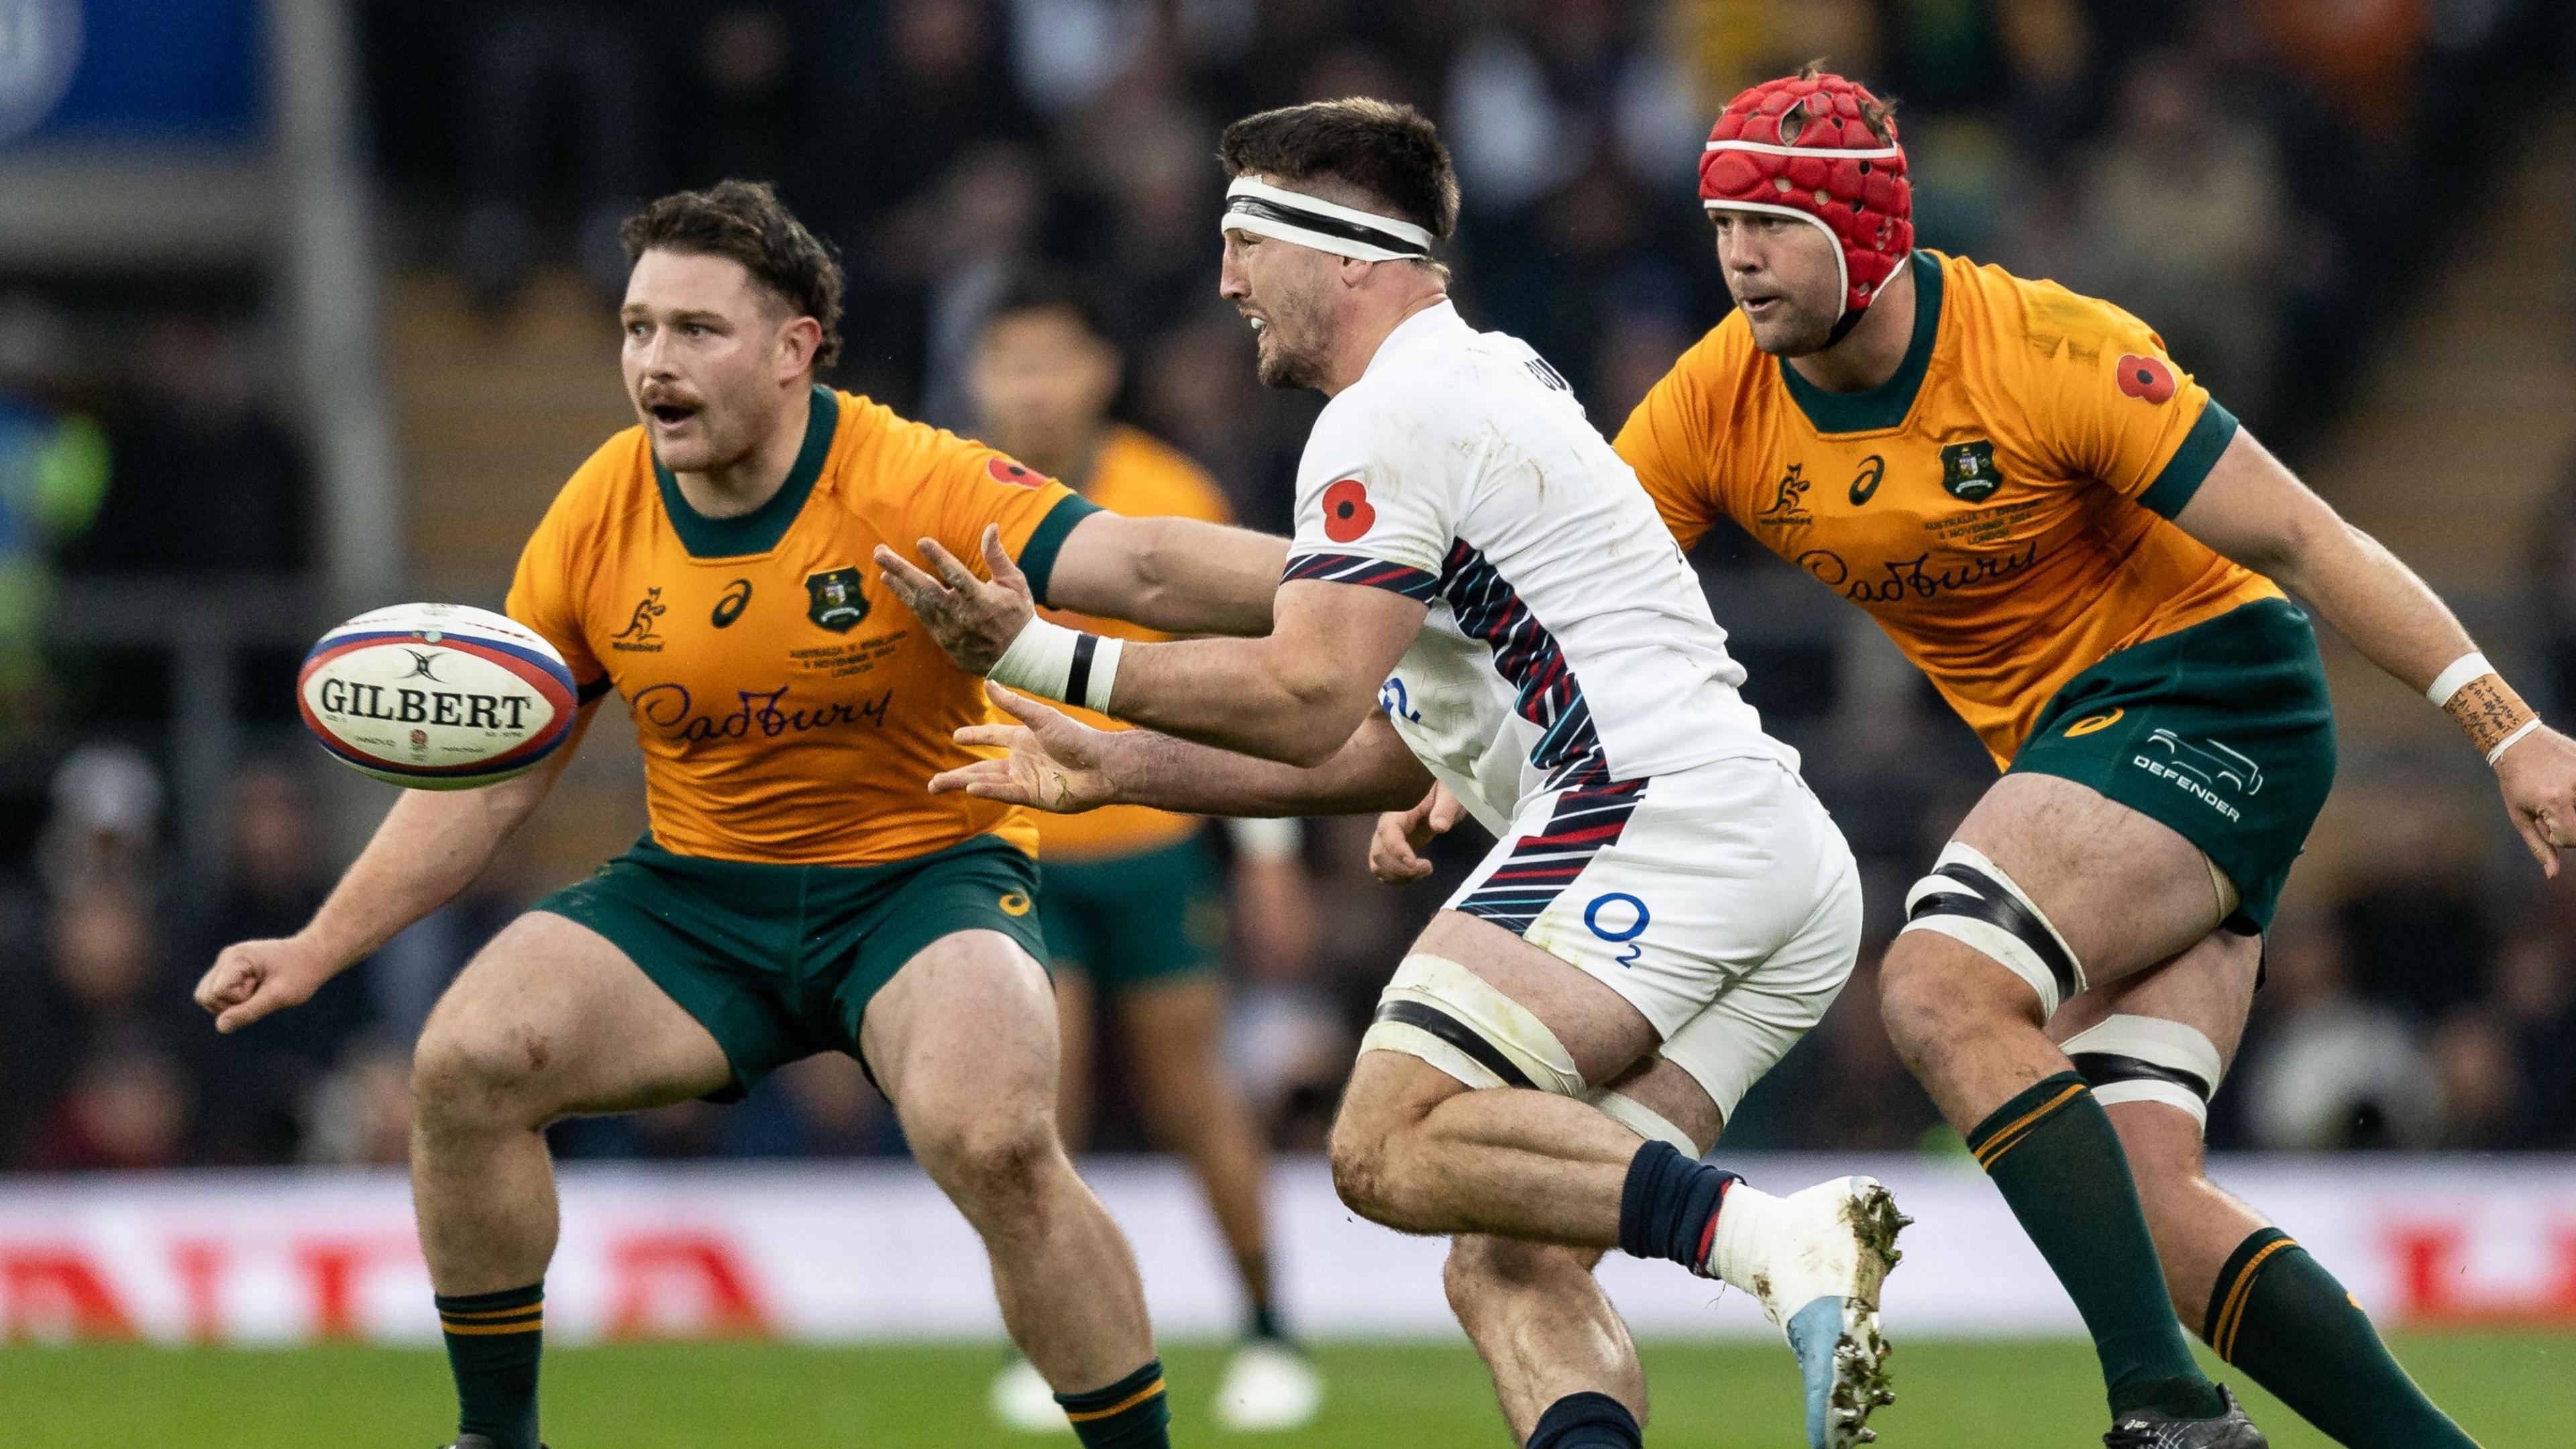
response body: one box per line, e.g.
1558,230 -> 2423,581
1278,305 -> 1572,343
531,834 -> 1046,1099
2007,596 -> 2335,934
1037,833 -> 1226,991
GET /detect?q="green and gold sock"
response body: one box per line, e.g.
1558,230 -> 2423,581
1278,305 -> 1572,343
436,1281 -> 543,1449
1057,1358 -> 1171,1449
2205,1228 -> 2480,1448
1968,1073 -> 2218,1421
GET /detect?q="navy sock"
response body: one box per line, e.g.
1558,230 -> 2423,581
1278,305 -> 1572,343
1527,1391 -> 1642,1449
1056,1358 -> 1171,1449
435,1281 -> 543,1449
1617,1140 -> 1739,1271
1245,1299 -> 1286,1343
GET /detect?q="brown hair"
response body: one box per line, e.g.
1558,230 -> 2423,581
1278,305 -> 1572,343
1217,98 -> 1460,243
1799,60 -> 1899,145
619,180 -> 845,369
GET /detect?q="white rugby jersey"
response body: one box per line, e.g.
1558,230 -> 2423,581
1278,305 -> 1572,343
1283,301 -> 1794,834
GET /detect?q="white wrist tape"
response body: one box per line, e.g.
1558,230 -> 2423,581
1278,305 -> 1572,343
2426,651 -> 2495,708
2487,718 -> 2543,766
1226,815 -> 1304,860
987,617 -> 1122,713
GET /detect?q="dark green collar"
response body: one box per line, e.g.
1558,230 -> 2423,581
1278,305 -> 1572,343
1778,251 -> 1943,435
653,384 -> 838,558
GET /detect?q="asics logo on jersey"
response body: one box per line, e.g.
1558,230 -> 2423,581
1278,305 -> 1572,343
1847,453 -> 1885,506
711,579 -> 752,628
1322,478 -> 1375,543
631,682 -> 891,744
2065,708 -> 2124,737
1524,356 -> 1572,393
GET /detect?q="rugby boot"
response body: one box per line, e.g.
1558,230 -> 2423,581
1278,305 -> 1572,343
440,1438 -> 548,1448
2103,1385 -> 2267,1449
989,1354 -> 1074,1432
1212,1337 -> 1325,1431
1702,1175 -> 1909,1448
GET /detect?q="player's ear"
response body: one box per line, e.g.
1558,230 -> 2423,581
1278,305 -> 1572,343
778,315 -> 824,379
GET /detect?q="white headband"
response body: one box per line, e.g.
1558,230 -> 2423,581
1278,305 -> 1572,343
1220,176 -> 1433,262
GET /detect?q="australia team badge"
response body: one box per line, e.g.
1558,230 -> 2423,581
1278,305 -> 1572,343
1939,439 -> 2005,503
804,567 -> 870,633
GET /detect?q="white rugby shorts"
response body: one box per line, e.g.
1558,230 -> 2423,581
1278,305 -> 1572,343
1442,755 -> 1862,1119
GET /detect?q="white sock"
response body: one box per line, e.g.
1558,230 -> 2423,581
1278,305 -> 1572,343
1708,1181 -> 1782,1293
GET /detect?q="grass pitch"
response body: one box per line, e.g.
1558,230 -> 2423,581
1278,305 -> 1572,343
4,1335 -> 2567,1446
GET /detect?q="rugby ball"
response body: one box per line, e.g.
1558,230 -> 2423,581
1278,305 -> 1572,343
298,603 -> 580,789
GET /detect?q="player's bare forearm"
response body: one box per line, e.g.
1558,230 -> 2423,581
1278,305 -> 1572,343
1106,712 -> 1432,816
301,706 -> 590,967
1106,582 -> 1421,766
1046,513 -> 1286,636
2176,429 -> 2475,694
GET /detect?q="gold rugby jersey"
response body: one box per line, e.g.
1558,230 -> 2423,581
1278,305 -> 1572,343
1615,251 -> 2276,766
506,384 -> 1095,864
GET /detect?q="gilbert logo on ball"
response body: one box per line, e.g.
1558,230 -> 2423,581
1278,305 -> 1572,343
299,603 -> 578,788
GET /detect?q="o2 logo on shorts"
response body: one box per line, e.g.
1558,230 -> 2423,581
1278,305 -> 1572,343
1584,892 -> 1651,967
998,892 -> 1033,916
1377,676 -> 1422,722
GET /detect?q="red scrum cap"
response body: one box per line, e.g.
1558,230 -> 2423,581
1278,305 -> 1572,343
1700,71 -> 1912,324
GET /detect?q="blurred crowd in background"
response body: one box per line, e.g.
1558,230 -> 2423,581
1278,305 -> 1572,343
5,0 -> 2576,1174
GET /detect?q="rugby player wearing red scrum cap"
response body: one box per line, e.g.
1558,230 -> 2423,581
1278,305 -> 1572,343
1583,64 -> 2560,1449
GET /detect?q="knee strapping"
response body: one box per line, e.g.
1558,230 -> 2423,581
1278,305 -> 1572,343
1588,1089 -> 1699,1157
1360,953 -> 1586,1097
1901,843 -> 2086,1016
2062,1014 -> 2224,1131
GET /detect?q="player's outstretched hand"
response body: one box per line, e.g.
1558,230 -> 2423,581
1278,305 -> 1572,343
933,682 -> 1121,813
873,525 -> 1034,676
1369,783 -> 1464,884
195,936 -> 337,1034
2493,723 -> 2576,877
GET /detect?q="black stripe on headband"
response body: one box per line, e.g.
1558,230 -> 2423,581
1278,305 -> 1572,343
1224,195 -> 1430,258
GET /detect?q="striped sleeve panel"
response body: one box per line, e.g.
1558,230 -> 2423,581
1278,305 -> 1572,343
1282,552 -> 1440,601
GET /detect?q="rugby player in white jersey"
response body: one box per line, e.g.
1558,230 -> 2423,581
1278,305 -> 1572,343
879,99 -> 1905,1449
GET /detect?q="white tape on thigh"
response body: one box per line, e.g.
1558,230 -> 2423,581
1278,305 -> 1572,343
1588,1087 -> 1700,1157
1358,953 -> 1587,1097
2204,853 -> 2241,923
2060,1013 -> 2224,1130
1900,842 -> 2086,1017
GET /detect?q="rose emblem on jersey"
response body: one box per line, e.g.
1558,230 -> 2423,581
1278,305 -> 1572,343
1321,478 -> 1375,543
2115,353 -> 2176,405
986,456 -> 1044,487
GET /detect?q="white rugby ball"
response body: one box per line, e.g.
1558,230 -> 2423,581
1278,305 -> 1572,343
298,602 -> 580,789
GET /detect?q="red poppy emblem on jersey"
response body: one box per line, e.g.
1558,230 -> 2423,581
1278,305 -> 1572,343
987,456 -> 1043,487
2115,354 -> 2176,405
1321,478 -> 1375,542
